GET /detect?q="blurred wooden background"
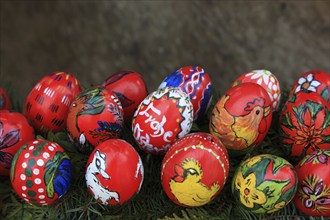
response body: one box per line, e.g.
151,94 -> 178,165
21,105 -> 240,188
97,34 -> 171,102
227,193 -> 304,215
0,1 -> 329,99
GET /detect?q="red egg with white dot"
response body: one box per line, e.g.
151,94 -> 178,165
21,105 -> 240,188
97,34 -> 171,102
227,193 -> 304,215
232,70 -> 281,111
161,132 -> 229,207
10,139 -> 72,206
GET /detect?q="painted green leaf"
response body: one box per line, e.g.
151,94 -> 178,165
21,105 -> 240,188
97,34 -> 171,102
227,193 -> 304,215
320,86 -> 329,102
323,135 -> 330,143
257,180 -> 290,212
44,151 -> 69,198
10,144 -> 27,181
322,107 -> 330,129
306,100 -> 324,120
287,94 -> 296,103
291,105 -> 305,124
281,112 -> 293,129
272,158 -> 289,173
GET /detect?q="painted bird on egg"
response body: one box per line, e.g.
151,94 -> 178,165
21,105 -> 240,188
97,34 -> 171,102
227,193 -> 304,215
170,158 -> 220,206
159,66 -> 212,121
210,83 -> 272,153
161,132 -> 229,207
67,87 -> 123,154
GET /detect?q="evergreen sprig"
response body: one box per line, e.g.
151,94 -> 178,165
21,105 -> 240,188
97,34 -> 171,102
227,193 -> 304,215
0,84 -> 325,220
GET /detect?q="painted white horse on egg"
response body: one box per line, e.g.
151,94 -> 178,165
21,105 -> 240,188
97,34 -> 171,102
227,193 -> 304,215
86,150 -> 120,205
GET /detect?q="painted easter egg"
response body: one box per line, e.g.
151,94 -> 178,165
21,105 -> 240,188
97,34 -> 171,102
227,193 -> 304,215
159,66 -> 212,121
66,87 -> 124,154
232,70 -> 281,111
132,86 -> 194,154
85,139 -> 144,205
232,154 -> 298,214
24,72 -> 82,133
290,70 -> 330,104
209,83 -> 272,154
0,110 -> 35,175
101,70 -> 148,121
294,150 -> 330,217
10,139 -> 72,206
161,132 -> 229,207
0,88 -> 11,110
280,91 -> 330,157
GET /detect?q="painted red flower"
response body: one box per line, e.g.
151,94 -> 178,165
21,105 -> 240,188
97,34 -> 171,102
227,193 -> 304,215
281,100 -> 330,157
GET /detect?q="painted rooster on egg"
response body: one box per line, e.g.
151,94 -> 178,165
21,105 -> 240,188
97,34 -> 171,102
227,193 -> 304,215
210,83 -> 272,154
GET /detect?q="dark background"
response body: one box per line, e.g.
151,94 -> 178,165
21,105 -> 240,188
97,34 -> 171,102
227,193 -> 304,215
1,1 -> 329,100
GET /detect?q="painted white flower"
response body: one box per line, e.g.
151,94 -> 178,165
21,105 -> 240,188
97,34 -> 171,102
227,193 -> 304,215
246,70 -> 271,85
295,73 -> 321,93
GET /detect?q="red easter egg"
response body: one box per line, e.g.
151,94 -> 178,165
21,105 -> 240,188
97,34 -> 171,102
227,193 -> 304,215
280,91 -> 330,157
10,139 -> 72,206
101,70 -> 148,121
294,150 -> 330,216
24,72 -> 82,133
0,110 -> 35,175
0,88 -> 11,110
290,70 -> 330,104
66,87 -> 124,154
161,132 -> 229,207
159,66 -> 213,121
132,86 -> 194,154
210,83 -> 273,153
85,139 -> 144,205
232,70 -> 281,111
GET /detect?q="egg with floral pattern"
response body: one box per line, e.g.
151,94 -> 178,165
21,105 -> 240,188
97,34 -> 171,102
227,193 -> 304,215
232,70 -> 281,111
66,87 -> 124,154
289,70 -> 330,104
24,72 -> 82,133
132,86 -> 193,154
10,139 -> 72,206
294,149 -> 330,217
101,70 -> 148,121
159,66 -> 212,121
161,132 -> 229,207
0,110 -> 35,175
85,139 -> 144,205
210,83 -> 272,154
0,88 -> 11,110
280,91 -> 330,157
232,154 -> 298,214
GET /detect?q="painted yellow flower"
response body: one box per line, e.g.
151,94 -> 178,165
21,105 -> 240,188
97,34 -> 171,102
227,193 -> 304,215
246,156 -> 262,167
268,201 -> 286,213
235,172 -> 267,208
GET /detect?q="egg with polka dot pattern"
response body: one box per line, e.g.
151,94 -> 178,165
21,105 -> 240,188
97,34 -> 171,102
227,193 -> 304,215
10,139 -> 72,206
161,132 -> 229,207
